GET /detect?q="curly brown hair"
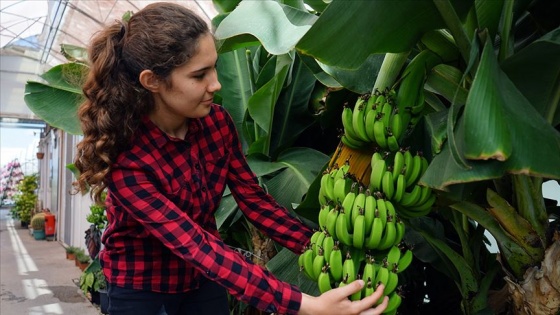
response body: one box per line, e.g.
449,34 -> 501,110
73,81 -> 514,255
74,2 -> 209,203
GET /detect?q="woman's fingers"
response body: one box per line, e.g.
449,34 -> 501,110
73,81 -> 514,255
327,279 -> 365,300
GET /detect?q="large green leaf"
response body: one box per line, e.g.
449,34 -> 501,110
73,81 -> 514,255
463,39 -> 512,161
214,0 -> 318,55
24,63 -> 86,135
501,27 -> 560,126
316,54 -> 385,94
296,0 -> 472,69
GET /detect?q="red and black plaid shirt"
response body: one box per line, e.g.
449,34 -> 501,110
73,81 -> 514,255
99,104 -> 313,314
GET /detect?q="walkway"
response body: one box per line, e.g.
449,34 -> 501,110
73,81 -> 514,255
0,207 -> 100,315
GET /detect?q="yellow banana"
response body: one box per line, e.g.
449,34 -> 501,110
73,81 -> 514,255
397,248 -> 413,273
335,208 -> 353,247
352,97 -> 369,142
364,191 -> 376,235
373,115 -> 388,149
364,216 -> 384,250
352,208 -> 366,249
317,265 -> 333,293
369,159 -> 387,192
328,242 -> 343,282
381,170 -> 394,200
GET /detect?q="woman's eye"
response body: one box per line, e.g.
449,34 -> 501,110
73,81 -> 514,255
193,73 -> 205,80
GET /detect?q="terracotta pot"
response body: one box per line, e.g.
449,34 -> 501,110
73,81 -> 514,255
36,152 -> 44,160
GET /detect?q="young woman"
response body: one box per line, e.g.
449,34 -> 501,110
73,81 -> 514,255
74,3 -> 388,315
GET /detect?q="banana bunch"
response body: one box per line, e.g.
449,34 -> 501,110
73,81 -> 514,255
318,161 -> 355,206
341,89 -> 406,152
368,149 -> 436,218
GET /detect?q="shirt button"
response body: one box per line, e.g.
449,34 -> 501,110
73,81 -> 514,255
195,164 -> 200,170
201,187 -> 207,192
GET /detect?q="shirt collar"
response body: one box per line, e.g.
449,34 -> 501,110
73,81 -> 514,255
141,116 -> 203,149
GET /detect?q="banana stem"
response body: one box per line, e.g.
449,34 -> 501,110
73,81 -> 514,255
512,175 -> 548,245
432,0 -> 473,71
373,52 -> 410,92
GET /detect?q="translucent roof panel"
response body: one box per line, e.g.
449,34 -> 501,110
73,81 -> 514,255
0,0 -> 217,120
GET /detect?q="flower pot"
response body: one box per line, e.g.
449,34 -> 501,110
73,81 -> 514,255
36,152 -> 44,159
66,252 -> 76,260
33,229 -> 46,240
90,290 -> 100,305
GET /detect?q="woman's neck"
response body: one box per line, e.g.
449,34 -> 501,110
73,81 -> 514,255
148,113 -> 189,139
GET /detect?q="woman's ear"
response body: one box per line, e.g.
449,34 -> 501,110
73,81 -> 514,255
139,70 -> 160,92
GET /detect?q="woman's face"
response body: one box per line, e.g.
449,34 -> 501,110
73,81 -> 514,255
151,33 -> 221,121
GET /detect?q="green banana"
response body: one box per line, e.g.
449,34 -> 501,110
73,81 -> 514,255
386,245 -> 402,267
377,197 -> 388,227
363,277 -> 375,299
322,170 -> 336,202
352,207 -> 366,249
405,154 -> 423,187
413,185 -> 432,207
370,151 -> 384,169
384,291 -> 402,314
402,149 -> 414,183
393,173 -> 406,203
391,150 -> 405,180
350,273 -> 362,301
361,256 -> 377,296
342,251 -> 356,283
328,242 -> 343,282
341,133 -> 368,150
312,246 -> 326,281
381,170 -> 394,200
394,217 -> 405,245
341,183 -> 357,231
313,231 -> 326,257
369,158 -> 387,192
341,106 -> 359,142
387,134 -> 400,152
325,204 -> 340,236
364,108 -> 378,143
400,185 -> 422,207
374,264 -> 390,288
397,248 -> 413,273
317,265 -> 333,293
364,216 -> 384,250
373,116 -> 388,150
300,247 -> 315,280
352,97 -> 369,142
364,191 -> 376,235
384,269 -> 399,296
390,111 -> 404,142
407,192 -> 436,216
377,216 -> 397,250
381,102 -> 393,129
323,234 -> 335,265
335,207 -> 353,247
318,204 -> 330,231
351,186 -> 366,226
310,230 -> 322,253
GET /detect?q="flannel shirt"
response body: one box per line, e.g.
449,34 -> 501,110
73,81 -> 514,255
99,104 -> 313,314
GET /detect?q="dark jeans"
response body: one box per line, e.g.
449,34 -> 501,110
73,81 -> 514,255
107,279 -> 229,315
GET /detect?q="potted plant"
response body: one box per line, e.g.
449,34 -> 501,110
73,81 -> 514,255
76,250 -> 91,271
11,174 -> 38,228
36,152 -> 44,160
79,257 -> 107,312
30,212 -> 46,240
65,245 -> 79,260
85,192 -> 107,259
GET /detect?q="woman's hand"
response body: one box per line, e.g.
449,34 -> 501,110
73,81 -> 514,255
298,280 -> 388,315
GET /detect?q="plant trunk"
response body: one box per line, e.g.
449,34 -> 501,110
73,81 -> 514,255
250,224 -> 277,267
505,231 -> 560,315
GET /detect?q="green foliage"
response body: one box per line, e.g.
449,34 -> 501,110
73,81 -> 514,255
65,245 -> 79,254
12,174 -> 38,223
79,258 -> 106,294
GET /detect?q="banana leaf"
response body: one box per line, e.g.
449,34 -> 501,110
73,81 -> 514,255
24,62 -> 86,135
296,0 -> 472,70
214,0 -> 318,54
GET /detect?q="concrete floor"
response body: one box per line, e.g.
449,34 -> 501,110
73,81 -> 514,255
0,207 -> 101,315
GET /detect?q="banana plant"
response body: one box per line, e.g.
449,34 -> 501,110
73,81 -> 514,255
214,0 -> 560,314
